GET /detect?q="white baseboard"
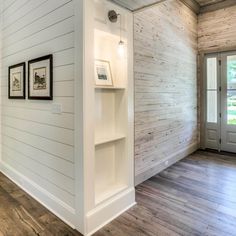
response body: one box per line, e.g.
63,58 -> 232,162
0,161 -> 136,236
85,187 -> 136,236
135,142 -> 199,186
0,161 -> 76,229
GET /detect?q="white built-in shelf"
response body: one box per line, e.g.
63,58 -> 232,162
95,134 -> 126,146
83,1 -> 134,233
95,86 -> 126,90
95,183 -> 127,204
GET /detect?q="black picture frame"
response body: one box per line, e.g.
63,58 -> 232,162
8,62 -> 26,99
28,54 -> 53,100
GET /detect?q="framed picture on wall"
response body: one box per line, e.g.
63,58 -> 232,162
28,54 -> 53,100
8,62 -> 26,99
94,59 -> 113,87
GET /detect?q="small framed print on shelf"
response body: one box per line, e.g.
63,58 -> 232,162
95,59 -> 113,87
28,54 -> 53,100
8,62 -> 26,99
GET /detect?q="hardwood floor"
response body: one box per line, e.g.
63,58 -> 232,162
1,150 -> 236,235
95,150 -> 236,236
0,173 -> 82,236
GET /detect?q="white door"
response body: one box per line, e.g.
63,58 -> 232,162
221,51 -> 236,152
205,51 -> 236,153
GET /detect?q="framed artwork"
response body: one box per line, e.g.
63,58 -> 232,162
95,60 -> 113,87
8,62 -> 26,99
28,54 -> 53,100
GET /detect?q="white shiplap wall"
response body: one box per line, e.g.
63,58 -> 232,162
0,0 -> 76,226
0,0 -> 3,163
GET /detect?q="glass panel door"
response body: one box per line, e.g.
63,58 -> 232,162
205,55 -> 220,150
221,52 -> 236,153
227,55 -> 236,125
204,51 -> 236,153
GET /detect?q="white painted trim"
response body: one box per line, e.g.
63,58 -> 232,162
73,0 -> 85,234
135,142 -> 199,186
81,1 -> 135,234
85,187 -> 136,236
87,202 -> 136,236
0,160 -> 76,229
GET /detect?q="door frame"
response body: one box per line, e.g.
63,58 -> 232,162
220,50 -> 236,152
200,48 -> 236,151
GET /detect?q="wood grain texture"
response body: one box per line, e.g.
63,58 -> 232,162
95,150 -> 236,236
200,0 -> 236,13
0,172 -> 82,236
134,0 -> 198,184
196,0 -> 225,6
198,4 -> 236,52
181,0 -> 200,14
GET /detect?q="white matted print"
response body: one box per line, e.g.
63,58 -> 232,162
95,60 -> 113,87
33,67 -> 47,90
28,54 -> 53,100
8,62 -> 25,99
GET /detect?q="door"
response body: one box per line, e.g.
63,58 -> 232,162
221,52 -> 236,152
205,51 -> 236,153
205,54 -> 220,150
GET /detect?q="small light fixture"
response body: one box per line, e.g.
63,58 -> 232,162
108,10 -> 125,57
108,10 -> 119,22
118,40 -> 125,57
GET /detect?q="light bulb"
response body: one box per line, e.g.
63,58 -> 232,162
118,40 -> 125,57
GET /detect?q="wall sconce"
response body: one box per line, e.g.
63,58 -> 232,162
108,10 -> 125,57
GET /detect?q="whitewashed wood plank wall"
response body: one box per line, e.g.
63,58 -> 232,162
0,0 -> 76,224
134,0 -> 199,185
198,4 -> 236,52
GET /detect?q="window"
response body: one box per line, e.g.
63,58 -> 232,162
227,55 -> 236,125
206,57 -> 217,123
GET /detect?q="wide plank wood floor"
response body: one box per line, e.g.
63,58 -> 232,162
95,150 -> 236,236
1,150 -> 236,235
0,173 -> 82,236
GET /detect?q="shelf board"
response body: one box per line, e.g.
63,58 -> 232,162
95,183 -> 127,205
95,134 -> 126,146
95,86 -> 126,90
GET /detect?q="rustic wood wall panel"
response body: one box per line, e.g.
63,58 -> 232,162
198,5 -> 236,52
134,0 -> 198,185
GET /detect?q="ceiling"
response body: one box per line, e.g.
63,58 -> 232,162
110,0 -> 234,12
195,0 -> 225,6
109,0 -> 163,11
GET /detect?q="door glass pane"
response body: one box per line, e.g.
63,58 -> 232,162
227,55 -> 236,125
207,91 -> 217,123
207,58 -> 217,89
206,57 -> 217,123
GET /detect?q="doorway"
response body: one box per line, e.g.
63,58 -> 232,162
205,51 -> 236,153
